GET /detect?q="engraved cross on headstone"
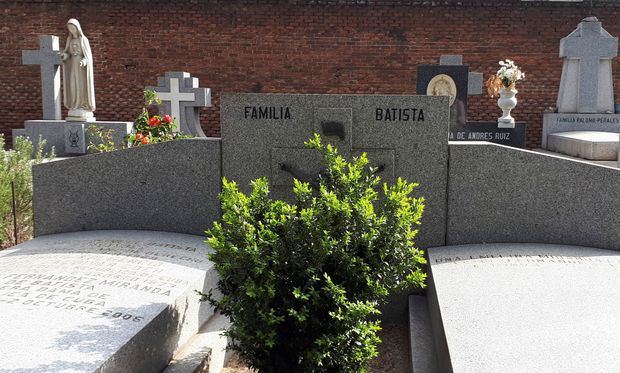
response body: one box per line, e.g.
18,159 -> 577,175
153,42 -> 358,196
22,35 -> 62,120
559,18 -> 618,113
440,55 -> 483,96
147,72 -> 211,137
273,106 -> 394,188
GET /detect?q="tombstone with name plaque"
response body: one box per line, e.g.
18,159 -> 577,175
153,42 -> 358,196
543,17 -> 620,160
417,55 -> 527,148
221,93 -> 450,249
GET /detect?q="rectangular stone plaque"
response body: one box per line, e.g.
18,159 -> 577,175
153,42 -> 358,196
0,230 -> 217,373
428,243 -> 620,373
64,122 -> 86,154
221,93 -> 450,249
449,121 -> 527,148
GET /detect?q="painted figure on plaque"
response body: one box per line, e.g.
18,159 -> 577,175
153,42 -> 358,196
61,18 -> 96,121
427,74 -> 466,128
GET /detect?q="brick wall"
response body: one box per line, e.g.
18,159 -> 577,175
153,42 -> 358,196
1,0 -> 619,148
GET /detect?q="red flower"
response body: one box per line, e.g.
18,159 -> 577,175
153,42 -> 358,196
149,116 -> 161,127
135,133 -> 144,140
163,114 -> 172,123
141,137 -> 150,145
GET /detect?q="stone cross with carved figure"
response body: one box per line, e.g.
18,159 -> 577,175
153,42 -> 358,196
22,35 -> 62,120
558,17 -> 618,113
147,72 -> 211,137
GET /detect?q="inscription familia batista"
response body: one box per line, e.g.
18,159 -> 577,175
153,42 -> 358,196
243,106 -> 425,122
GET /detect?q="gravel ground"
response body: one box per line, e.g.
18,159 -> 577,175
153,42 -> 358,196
222,323 -> 410,373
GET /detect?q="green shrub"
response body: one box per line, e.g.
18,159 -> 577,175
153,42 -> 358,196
87,124 -> 117,153
201,134 -> 426,372
0,135 -> 54,248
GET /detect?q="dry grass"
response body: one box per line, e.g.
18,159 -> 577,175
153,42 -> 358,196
222,323 -> 410,373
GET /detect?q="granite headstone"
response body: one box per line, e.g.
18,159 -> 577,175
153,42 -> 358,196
221,93 -> 450,249
557,17 -> 618,114
147,72 -> 211,137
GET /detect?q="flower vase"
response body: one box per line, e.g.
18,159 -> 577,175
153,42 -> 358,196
497,87 -> 517,128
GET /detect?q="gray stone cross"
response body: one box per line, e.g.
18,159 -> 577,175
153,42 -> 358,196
559,18 -> 618,113
147,72 -> 211,137
440,55 -> 483,95
22,35 -> 62,120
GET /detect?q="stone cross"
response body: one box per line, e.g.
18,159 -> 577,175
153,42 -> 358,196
440,55 -> 483,95
558,17 -> 618,113
22,35 -> 62,120
147,72 -> 211,137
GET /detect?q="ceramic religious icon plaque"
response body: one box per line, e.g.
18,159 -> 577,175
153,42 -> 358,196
417,65 -> 469,133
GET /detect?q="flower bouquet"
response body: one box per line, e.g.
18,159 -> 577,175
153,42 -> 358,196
127,90 -> 189,146
486,59 -> 525,97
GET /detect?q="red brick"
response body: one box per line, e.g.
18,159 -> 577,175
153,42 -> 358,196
1,1 -> 618,149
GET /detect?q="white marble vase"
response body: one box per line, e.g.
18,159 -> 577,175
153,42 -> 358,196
497,87 -> 517,128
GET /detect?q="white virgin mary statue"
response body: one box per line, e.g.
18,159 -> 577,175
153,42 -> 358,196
62,18 -> 96,121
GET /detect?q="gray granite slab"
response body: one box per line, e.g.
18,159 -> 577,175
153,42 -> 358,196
547,131 -> 619,160
447,141 -> 620,251
32,138 -> 222,237
542,113 -> 620,149
0,230 -> 217,373
427,243 -> 620,373
408,295 -> 438,373
221,93 -> 450,249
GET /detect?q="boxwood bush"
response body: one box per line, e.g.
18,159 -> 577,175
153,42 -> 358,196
201,134 -> 426,372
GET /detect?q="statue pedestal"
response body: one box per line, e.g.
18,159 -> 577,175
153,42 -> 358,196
67,109 -> 96,122
542,113 -> 620,149
13,120 -> 132,156
542,113 -> 620,163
